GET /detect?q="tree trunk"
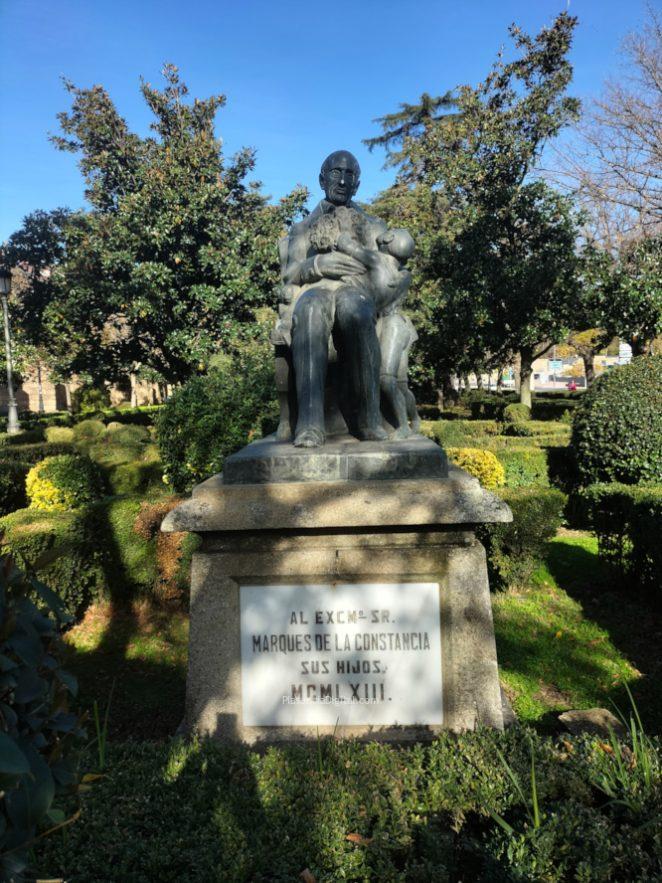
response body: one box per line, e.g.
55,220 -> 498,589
64,381 -> 72,413
462,373 -> 471,392
519,346 -> 533,409
580,351 -> 596,386
496,368 -> 504,393
475,370 -> 483,390
130,372 -> 138,408
36,363 -> 45,414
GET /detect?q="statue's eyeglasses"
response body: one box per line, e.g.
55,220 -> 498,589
327,168 -> 357,181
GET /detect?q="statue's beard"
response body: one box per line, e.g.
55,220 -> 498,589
309,205 -> 367,252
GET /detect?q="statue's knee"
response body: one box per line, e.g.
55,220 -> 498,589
337,291 -> 375,327
293,293 -> 330,335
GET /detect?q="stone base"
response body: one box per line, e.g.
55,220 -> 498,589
163,470 -> 511,744
222,433 -> 448,484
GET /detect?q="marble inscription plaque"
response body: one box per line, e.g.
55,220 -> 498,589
240,583 -> 443,726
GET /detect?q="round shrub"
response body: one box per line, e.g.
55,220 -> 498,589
72,384 -> 109,413
572,356 -> 662,485
157,343 -> 276,492
72,418 -> 106,442
45,426 -> 75,444
446,447 -> 505,490
502,403 -> 532,436
26,455 -> 105,511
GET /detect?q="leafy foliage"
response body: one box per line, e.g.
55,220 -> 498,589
479,487 -> 566,587
367,13 -> 581,391
34,728 -> 662,881
446,447 -> 505,490
572,356 -> 662,485
46,65 -> 307,385
581,482 -> 662,603
495,447 -> 550,489
0,461 -> 30,515
0,556 -> 84,881
503,403 -> 533,436
26,455 -> 104,511
156,339 -> 276,492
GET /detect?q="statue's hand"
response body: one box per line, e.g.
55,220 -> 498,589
316,252 -> 366,279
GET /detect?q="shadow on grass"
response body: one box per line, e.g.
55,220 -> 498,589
62,498 -> 188,741
545,536 -> 662,734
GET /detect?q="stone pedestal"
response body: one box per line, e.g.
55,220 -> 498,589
163,457 -> 511,744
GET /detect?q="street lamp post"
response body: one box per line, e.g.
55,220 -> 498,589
0,267 -> 21,435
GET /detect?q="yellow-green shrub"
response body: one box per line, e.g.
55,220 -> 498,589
26,455 -> 104,511
447,447 -> 505,489
44,426 -> 75,444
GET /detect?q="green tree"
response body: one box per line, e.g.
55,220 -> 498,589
366,13 -> 581,405
2,209 -> 72,410
48,64 -> 307,385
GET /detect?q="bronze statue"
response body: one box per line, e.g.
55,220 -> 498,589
273,149 -> 419,447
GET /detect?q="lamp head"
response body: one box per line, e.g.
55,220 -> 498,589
0,267 -> 11,296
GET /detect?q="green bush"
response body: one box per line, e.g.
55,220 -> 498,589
479,487 -> 566,587
72,384 -> 109,413
0,427 -> 46,445
572,356 -> 662,485
106,461 -> 164,496
157,344 -> 276,492
447,447 -> 505,489
26,455 -> 104,511
0,442 -> 74,465
502,403 -> 532,436
531,398 -> 578,421
99,405 -> 161,426
0,507 -> 107,617
495,447 -> 549,488
421,419 -> 498,447
44,426 -> 75,444
34,728 -> 662,882
0,556 -> 84,881
581,483 -> 662,603
99,497 -> 158,595
0,460 -> 30,515
72,418 -> 106,442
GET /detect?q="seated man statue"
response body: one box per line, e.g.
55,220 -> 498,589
282,150 -> 389,448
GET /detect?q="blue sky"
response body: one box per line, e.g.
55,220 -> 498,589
0,0 -> 653,241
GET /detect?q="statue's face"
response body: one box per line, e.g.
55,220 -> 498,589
320,153 -> 360,206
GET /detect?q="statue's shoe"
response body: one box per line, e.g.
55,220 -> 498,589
357,425 -> 388,442
293,427 -> 326,448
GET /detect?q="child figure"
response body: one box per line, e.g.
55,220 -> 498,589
334,228 -> 421,438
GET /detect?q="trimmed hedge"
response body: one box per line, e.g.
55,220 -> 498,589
495,447 -> 549,488
572,356 -> 662,485
581,483 -> 662,603
26,454 -> 105,511
34,728 -> 662,882
0,427 -> 45,446
478,487 -> 566,587
0,442 -> 74,465
0,460 -> 30,515
0,556 -> 84,881
0,507 -> 107,617
503,403 -> 532,436
447,447 -> 505,490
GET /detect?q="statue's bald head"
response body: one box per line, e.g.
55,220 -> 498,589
319,150 -> 361,205
320,150 -> 361,177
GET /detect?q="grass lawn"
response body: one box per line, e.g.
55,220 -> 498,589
494,531 -> 661,732
62,530 -> 662,740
